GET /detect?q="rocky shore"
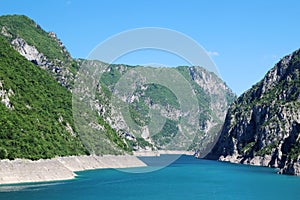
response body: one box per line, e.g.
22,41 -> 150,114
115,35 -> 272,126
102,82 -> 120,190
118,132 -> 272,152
218,154 -> 300,176
205,49 -> 300,176
0,155 -> 146,185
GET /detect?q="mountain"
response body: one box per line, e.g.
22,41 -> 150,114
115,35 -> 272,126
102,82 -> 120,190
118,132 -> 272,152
0,35 -> 87,160
0,15 -> 77,89
0,14 -> 236,158
0,15 -> 130,156
83,64 -> 236,154
206,49 -> 300,175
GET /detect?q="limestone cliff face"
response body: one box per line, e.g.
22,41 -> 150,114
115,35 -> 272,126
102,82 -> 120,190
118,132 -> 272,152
10,37 -> 74,88
93,64 -> 235,152
206,49 -> 300,175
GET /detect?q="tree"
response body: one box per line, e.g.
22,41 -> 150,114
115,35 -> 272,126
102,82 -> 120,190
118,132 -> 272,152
0,147 -> 8,159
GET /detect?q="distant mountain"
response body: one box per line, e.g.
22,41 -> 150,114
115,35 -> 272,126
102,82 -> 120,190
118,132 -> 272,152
88,64 -> 236,153
0,15 -> 236,158
206,49 -> 300,175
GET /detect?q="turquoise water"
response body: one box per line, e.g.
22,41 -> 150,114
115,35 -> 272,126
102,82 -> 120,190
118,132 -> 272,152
1,155 -> 300,200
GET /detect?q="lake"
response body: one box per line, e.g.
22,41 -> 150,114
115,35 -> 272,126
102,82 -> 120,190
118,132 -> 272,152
1,155 -> 300,200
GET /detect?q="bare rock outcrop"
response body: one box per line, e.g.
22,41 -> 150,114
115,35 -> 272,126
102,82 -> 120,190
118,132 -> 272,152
206,49 -> 300,176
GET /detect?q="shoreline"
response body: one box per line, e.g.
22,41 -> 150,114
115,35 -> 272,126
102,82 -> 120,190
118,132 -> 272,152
133,150 -> 194,157
0,155 -> 146,185
217,155 -> 300,176
0,152 -> 195,185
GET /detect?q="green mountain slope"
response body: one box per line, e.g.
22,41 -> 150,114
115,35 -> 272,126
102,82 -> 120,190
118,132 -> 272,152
0,15 -> 68,62
206,49 -> 300,175
0,15 -> 131,156
0,36 -> 87,160
0,15 -> 77,88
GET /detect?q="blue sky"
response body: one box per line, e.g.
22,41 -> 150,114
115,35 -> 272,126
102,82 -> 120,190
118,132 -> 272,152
1,0 -> 300,95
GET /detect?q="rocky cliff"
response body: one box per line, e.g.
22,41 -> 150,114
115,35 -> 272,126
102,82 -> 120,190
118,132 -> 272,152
89,64 -> 236,153
206,49 -> 300,175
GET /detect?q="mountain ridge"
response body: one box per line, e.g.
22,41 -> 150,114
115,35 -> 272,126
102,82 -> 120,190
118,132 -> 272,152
206,49 -> 300,175
0,14 -> 77,88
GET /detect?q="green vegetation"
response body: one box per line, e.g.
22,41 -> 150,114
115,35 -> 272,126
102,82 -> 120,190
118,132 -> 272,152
129,99 -> 150,126
100,82 -> 112,99
144,84 -> 180,109
97,117 -> 131,152
0,15 -> 70,64
256,142 -> 278,156
0,15 -> 77,88
241,142 -> 256,154
126,137 -> 153,150
100,67 -> 122,89
128,83 -> 180,127
237,54 -> 300,113
136,137 -> 153,149
0,147 -> 8,159
290,142 -> 300,160
0,36 -> 87,160
152,119 -> 178,148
